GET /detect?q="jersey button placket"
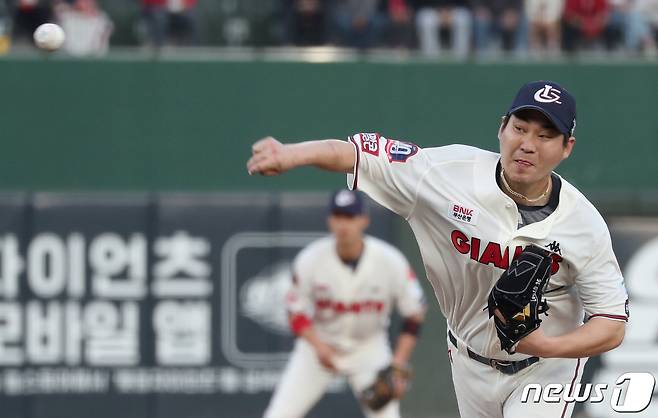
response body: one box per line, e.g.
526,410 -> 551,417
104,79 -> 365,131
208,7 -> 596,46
502,201 -> 521,268
503,200 -> 518,235
344,263 -> 359,346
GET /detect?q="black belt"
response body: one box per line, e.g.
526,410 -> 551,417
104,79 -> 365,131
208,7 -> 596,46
448,330 -> 539,375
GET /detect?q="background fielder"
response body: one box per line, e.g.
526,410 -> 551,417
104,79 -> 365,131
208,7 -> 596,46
264,189 -> 426,418
248,80 -> 629,418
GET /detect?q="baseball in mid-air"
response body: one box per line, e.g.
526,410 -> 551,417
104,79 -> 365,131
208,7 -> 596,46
33,23 -> 65,52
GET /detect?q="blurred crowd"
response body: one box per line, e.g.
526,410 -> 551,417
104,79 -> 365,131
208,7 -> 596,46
0,0 -> 198,56
281,0 -> 658,58
1,0 -> 113,56
1,0 -> 657,58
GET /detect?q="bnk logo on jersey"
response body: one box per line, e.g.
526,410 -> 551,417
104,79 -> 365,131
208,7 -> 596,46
448,202 -> 478,225
360,133 -> 380,156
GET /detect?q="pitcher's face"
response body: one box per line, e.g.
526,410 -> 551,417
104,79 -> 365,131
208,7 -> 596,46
498,111 -> 575,187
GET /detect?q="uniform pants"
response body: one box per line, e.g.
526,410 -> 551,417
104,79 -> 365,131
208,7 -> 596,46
264,337 -> 399,418
447,333 -> 587,418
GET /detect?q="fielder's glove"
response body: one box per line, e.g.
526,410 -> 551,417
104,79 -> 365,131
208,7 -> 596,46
487,245 -> 553,354
360,364 -> 411,411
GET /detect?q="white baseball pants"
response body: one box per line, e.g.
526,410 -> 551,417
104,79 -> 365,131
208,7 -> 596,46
447,332 -> 588,418
264,336 -> 399,418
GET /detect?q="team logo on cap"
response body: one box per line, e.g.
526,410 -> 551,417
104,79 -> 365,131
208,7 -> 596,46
534,85 -> 562,104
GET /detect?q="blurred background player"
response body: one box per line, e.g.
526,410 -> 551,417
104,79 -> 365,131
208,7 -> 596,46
263,189 -> 426,418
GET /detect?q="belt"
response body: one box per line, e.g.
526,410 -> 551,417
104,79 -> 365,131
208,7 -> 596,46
448,330 -> 539,375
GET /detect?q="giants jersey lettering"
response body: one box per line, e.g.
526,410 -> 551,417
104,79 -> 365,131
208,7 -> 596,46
347,133 -> 628,360
287,235 -> 425,352
450,230 -> 564,274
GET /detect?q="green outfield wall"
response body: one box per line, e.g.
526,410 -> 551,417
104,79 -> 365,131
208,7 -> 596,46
1,59 -> 657,197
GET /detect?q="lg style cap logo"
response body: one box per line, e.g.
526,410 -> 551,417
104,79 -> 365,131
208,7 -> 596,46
534,85 -> 562,104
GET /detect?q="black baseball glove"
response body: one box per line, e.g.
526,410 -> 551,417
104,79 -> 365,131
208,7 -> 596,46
487,245 -> 553,354
360,364 -> 411,411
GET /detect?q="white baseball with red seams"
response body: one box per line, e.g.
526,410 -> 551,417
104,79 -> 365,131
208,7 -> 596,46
33,23 -> 65,51
347,132 -> 629,418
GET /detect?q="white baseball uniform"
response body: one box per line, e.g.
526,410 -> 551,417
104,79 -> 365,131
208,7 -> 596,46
346,133 -> 629,418
264,235 -> 426,418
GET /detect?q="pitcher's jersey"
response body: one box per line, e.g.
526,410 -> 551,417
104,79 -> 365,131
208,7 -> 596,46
347,133 -> 629,360
286,235 -> 425,353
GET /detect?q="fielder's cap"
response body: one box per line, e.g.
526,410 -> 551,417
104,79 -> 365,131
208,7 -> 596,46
329,189 -> 365,216
507,80 -> 577,137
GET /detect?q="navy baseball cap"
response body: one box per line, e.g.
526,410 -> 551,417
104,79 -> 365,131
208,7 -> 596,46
329,189 -> 365,216
507,81 -> 577,137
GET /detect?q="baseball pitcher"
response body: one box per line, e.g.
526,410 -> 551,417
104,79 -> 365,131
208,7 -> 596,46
248,80 -> 629,418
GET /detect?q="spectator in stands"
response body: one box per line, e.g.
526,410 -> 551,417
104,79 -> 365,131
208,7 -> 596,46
165,0 -> 199,46
0,0 -> 11,54
11,0 -> 53,47
330,0 -> 386,49
621,0 -> 658,56
563,0 -> 616,53
141,0 -> 166,48
140,0 -> 198,48
472,0 -> 524,56
54,0 -> 112,56
282,0 -> 328,46
381,0 -> 415,49
608,0 -> 629,50
411,0 -> 472,58
525,0 -> 564,57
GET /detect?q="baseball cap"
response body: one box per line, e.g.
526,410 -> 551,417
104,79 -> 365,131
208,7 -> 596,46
329,189 -> 365,216
507,81 -> 577,137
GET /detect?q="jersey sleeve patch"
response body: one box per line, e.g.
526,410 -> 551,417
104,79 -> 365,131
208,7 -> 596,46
359,132 -> 381,156
385,139 -> 419,163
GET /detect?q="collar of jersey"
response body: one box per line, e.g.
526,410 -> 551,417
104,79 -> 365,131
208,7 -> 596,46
473,151 -> 573,240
